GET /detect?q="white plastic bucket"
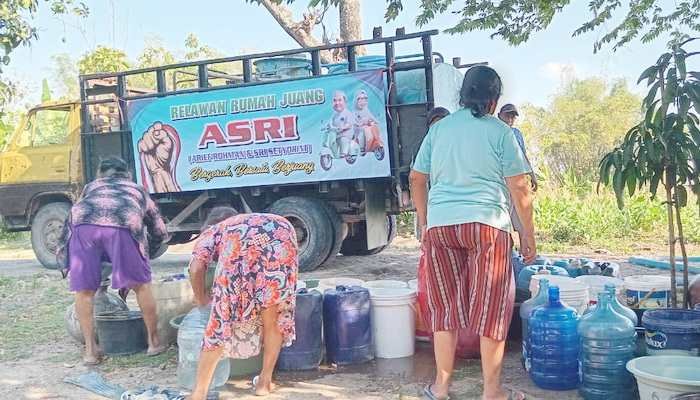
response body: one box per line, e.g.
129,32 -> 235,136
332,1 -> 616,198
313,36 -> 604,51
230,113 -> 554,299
363,280 -> 408,289
575,275 -> 624,305
624,275 -> 672,309
368,287 -> 417,358
407,279 -> 431,342
627,356 -> 700,400
530,275 -> 589,314
317,277 -> 364,294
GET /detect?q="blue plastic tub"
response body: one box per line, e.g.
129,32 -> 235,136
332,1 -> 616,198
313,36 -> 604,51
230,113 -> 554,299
254,57 -> 311,79
642,309 -> 700,356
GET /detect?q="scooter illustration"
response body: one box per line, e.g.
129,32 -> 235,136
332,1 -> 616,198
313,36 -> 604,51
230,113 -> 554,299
356,121 -> 385,161
320,122 -> 361,171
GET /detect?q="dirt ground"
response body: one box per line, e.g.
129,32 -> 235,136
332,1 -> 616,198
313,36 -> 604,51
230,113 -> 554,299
0,237 -> 691,400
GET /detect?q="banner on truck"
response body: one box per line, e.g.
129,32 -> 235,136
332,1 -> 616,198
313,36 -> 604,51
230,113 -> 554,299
127,70 -> 391,194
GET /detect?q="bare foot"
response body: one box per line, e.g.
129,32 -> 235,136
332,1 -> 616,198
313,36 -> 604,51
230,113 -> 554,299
254,376 -> 277,396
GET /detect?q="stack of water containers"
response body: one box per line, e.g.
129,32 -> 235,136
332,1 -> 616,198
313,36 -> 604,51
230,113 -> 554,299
522,277 -> 640,398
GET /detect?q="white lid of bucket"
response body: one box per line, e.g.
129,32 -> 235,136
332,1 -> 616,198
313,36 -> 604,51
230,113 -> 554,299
368,287 -> 417,302
575,275 -> 624,294
624,275 -> 672,292
529,275 -> 586,292
363,280 -> 408,289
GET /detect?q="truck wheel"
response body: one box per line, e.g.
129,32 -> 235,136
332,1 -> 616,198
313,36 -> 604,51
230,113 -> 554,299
150,242 -> 169,260
318,201 -> 347,267
340,215 -> 397,256
267,197 -> 334,272
31,202 -> 71,270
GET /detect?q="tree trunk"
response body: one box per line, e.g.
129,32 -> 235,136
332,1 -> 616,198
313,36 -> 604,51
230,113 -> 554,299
338,0 -> 365,55
665,170 -> 678,308
257,0 -> 334,63
674,198 -> 691,308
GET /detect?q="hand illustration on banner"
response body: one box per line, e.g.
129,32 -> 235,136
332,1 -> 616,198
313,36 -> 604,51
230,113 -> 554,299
137,122 -> 182,193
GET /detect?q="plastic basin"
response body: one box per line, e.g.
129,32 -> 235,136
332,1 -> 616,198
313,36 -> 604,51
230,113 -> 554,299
627,356 -> 700,400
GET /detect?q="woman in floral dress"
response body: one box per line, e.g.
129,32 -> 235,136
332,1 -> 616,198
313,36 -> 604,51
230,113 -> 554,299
186,207 -> 298,399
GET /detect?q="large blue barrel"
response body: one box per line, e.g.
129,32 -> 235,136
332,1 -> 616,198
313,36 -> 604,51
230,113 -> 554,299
254,57 -> 311,80
277,288 -> 323,370
323,285 -> 373,365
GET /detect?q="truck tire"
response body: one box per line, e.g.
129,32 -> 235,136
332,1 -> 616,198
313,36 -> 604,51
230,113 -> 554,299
267,197 -> 334,272
31,202 -> 71,270
319,201 -> 347,267
150,242 -> 169,260
340,215 -> 397,256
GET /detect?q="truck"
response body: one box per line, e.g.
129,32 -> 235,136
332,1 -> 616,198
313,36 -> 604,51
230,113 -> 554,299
0,28 -> 469,272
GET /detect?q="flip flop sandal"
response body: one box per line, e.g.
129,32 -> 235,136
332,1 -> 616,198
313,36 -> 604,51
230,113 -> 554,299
82,356 -> 102,366
423,384 -> 450,400
147,346 -> 168,356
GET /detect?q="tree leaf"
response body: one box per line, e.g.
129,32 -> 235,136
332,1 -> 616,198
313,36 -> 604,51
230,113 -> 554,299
613,168 -> 625,209
677,185 -> 688,207
643,80 -> 661,108
645,99 -> 660,127
627,168 -> 637,196
650,169 -> 662,198
638,65 -> 659,85
674,51 -> 687,80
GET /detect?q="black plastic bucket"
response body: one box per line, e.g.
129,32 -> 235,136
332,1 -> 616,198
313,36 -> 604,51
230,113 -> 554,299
95,310 -> 147,355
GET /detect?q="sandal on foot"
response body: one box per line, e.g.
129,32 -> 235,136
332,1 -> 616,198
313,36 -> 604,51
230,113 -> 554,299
423,384 -> 450,400
82,356 -> 102,366
146,345 -> 167,356
252,375 -> 276,396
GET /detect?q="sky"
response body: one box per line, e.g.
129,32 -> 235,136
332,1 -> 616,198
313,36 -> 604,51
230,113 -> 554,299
5,0 -> 700,109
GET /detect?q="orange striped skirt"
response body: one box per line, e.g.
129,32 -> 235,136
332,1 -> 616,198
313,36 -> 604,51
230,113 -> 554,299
419,222 -> 514,341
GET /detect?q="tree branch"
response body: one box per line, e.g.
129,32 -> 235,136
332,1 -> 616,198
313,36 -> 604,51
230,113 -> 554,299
257,0 -> 333,63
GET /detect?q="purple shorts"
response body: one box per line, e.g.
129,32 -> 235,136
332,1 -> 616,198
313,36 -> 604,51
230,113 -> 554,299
68,224 -> 152,292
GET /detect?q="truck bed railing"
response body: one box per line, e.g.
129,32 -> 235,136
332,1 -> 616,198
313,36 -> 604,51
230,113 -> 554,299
79,28 -> 439,204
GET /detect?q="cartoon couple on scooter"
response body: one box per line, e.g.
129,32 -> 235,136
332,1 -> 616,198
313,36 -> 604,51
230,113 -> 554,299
320,90 -> 385,171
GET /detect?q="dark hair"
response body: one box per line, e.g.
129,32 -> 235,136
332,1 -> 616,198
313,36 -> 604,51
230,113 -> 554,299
202,206 -> 238,231
459,66 -> 503,118
427,107 -> 450,127
97,157 -> 129,178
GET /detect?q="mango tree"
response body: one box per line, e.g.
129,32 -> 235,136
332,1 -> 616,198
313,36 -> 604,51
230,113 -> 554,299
599,37 -> 700,308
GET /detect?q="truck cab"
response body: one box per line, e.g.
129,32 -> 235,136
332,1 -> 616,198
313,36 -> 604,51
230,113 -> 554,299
0,102 -> 82,268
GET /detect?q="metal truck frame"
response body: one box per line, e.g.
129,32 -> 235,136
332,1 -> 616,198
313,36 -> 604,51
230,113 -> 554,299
1,28 -> 469,272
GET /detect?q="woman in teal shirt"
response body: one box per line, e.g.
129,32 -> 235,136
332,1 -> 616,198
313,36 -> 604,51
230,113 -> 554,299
410,66 -> 536,400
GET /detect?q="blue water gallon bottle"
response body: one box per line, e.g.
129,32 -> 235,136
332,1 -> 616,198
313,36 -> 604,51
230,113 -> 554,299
277,288 -> 323,370
323,285 -> 373,365
578,291 -> 637,400
528,286 -> 581,390
520,278 -> 550,371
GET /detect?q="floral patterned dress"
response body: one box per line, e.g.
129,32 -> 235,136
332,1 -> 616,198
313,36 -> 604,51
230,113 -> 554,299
191,213 -> 298,359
